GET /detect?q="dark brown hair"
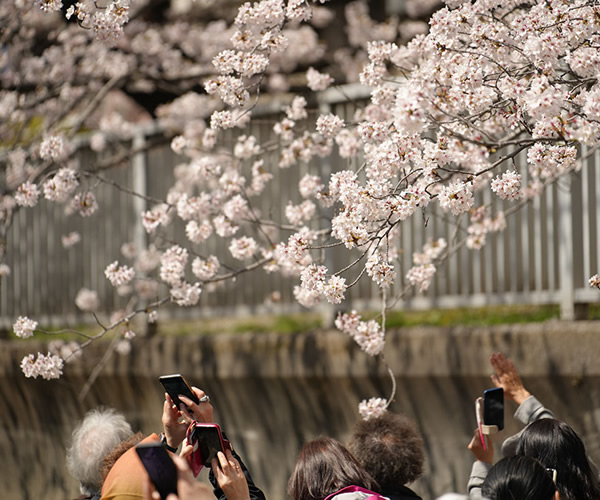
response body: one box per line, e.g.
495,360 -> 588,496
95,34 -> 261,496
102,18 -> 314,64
348,412 -> 425,490
287,436 -> 380,500
100,431 -> 145,483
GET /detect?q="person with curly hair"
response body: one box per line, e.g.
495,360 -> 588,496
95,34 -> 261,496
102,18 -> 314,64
347,412 -> 424,500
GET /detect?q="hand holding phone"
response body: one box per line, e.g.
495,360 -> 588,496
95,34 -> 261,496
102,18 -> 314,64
136,442 -> 178,500
483,387 -> 504,431
186,423 -> 232,476
160,374 -> 200,410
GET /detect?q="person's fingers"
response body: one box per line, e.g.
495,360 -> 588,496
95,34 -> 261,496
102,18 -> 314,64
217,450 -> 229,469
491,374 -> 500,386
171,453 -> 191,473
505,358 -> 516,371
224,449 -> 241,472
211,457 -> 224,481
179,443 -> 193,458
166,495 -> 179,500
178,401 -> 195,417
190,386 -> 208,399
468,436 -> 477,450
490,352 -> 503,371
179,394 -> 195,406
179,391 -> 214,422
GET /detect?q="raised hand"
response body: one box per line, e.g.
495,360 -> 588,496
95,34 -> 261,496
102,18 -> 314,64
489,352 -> 531,405
178,386 -> 214,423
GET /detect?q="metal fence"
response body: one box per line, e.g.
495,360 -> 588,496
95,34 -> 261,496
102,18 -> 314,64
1,85 -> 599,328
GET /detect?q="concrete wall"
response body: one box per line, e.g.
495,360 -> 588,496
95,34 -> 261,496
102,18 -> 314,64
1,321 -> 599,500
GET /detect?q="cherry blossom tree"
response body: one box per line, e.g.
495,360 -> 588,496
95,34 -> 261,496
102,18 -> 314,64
3,0 -> 600,416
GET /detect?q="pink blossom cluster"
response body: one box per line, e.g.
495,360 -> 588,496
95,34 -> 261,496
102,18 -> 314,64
527,144 -> 578,180
365,252 -> 396,289
437,181 -> 475,216
15,182 -> 40,207
71,192 -> 99,217
406,264 -> 436,293
306,67 -> 334,91
298,263 -> 347,304
192,256 -> 220,280
0,264 -> 10,277
160,245 -> 189,287
105,261 -> 135,287
491,170 -> 522,201
13,316 -> 38,339
43,168 -> 79,203
170,282 -> 202,307
21,352 -> 64,380
61,232 -> 81,248
335,310 -> 385,356
229,236 -> 258,260
75,288 -> 100,312
316,113 -> 344,138
142,204 -> 171,234
39,135 -> 66,161
358,397 -> 388,421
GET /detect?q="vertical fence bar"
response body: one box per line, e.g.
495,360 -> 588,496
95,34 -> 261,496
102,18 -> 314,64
558,177 -> 575,319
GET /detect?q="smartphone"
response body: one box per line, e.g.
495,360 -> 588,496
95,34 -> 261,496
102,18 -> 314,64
483,387 -> 504,430
190,423 -> 229,467
135,442 -> 178,500
159,374 -> 200,409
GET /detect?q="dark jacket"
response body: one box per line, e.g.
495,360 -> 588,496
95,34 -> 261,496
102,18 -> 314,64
381,485 -> 422,500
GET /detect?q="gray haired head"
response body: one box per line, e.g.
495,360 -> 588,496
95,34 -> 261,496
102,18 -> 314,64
66,407 -> 133,496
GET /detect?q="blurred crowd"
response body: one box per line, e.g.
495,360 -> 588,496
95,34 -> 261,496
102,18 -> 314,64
66,353 -> 599,500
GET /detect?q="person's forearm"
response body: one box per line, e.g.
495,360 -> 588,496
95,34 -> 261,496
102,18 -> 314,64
514,395 -> 555,425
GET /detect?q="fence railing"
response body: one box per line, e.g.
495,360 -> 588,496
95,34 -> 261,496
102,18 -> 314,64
1,85 -> 599,328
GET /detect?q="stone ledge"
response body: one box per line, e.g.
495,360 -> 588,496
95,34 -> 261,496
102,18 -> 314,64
2,320 -> 598,378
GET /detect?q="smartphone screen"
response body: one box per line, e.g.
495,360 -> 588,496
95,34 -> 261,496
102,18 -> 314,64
483,387 -> 504,430
191,424 -> 225,467
159,374 -> 200,408
136,442 -> 178,500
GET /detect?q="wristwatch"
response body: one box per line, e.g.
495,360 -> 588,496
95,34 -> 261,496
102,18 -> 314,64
159,432 -> 178,453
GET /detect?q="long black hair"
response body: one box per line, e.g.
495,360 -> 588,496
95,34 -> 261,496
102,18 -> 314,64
516,418 -> 600,500
482,455 -> 556,500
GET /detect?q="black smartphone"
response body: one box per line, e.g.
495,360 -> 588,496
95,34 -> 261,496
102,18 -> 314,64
483,387 -> 504,430
190,423 -> 228,467
135,442 -> 178,500
159,374 -> 200,409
